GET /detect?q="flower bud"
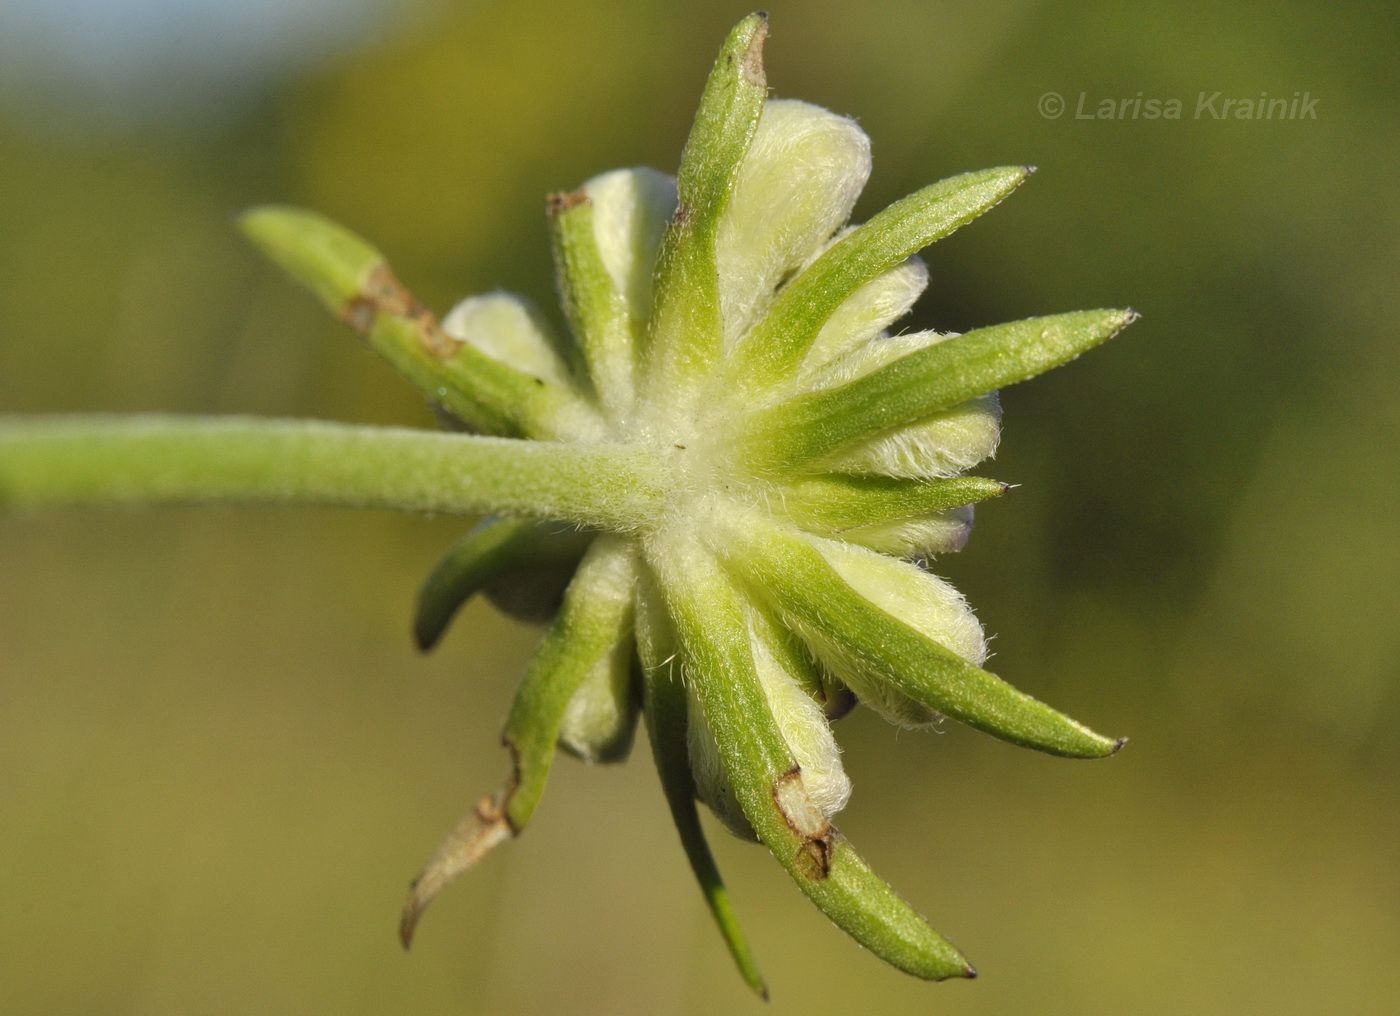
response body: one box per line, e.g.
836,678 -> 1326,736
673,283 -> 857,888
801,252 -> 928,372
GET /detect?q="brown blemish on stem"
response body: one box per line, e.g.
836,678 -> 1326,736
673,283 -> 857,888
340,264 -> 461,360
773,767 -> 835,881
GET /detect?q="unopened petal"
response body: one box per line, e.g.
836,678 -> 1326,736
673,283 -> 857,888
789,536 -> 986,728
750,628 -> 851,818
802,254 -> 928,373
689,601 -> 852,835
819,540 -> 986,666
838,504 -> 976,558
558,629 -> 639,763
688,688 -> 757,839
717,99 -> 871,344
806,328 -> 951,389
442,292 -> 571,388
584,167 -> 678,327
820,393 -> 1002,479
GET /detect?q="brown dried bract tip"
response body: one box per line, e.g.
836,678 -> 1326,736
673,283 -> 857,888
547,188 -> 589,216
399,790 -> 516,948
340,264 -> 460,360
740,15 -> 768,85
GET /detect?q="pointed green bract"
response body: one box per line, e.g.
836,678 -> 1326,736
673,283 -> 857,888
503,538 -> 639,826
401,536 -> 639,943
725,166 -> 1032,388
635,575 -> 768,999
240,206 -> 603,441
5,14 -> 1139,990
240,205 -> 383,313
720,518 -> 1121,758
649,535 -> 974,981
747,308 -> 1138,470
368,312 -> 594,440
414,518 -> 595,651
775,473 -> 1008,534
548,193 -> 635,415
640,13 -> 768,407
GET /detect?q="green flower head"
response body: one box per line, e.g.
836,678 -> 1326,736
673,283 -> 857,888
2,12 -> 1135,997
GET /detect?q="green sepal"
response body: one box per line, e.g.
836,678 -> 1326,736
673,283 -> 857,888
775,473 -> 1008,534
400,536 -> 638,945
500,535 -> 638,826
240,204 -> 383,313
727,166 -> 1032,387
635,573 -> 768,999
721,518 -> 1122,758
548,192 -> 634,415
414,518 -> 595,651
747,308 -> 1138,470
640,13 -> 768,397
648,536 -> 975,981
384,316 -> 604,441
240,205 -> 603,441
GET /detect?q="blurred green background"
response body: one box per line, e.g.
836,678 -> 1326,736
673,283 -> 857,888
2,0 -> 1397,1012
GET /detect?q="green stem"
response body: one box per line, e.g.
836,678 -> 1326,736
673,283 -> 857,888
0,416 -> 662,530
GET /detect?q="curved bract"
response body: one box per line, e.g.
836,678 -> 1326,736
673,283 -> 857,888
0,13 -> 1136,997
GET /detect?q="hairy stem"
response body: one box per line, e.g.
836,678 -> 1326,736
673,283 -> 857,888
0,416 -> 662,530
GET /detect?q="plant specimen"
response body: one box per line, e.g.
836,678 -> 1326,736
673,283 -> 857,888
0,12 -> 1135,996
